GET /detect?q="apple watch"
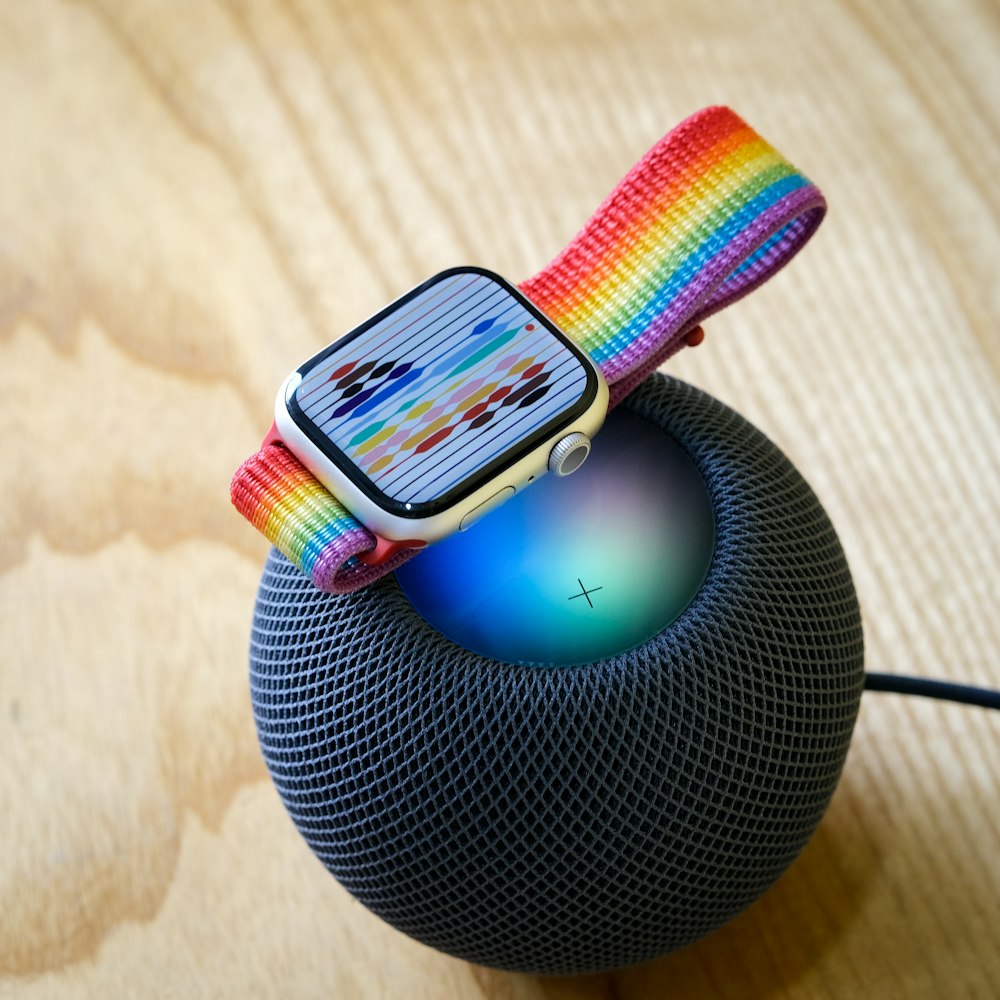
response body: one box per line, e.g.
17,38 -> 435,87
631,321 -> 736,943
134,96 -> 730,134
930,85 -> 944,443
232,106 -> 827,593
274,266 -> 608,549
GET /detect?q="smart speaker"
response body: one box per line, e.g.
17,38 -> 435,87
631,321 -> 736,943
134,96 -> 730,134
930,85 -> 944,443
249,373 -> 865,975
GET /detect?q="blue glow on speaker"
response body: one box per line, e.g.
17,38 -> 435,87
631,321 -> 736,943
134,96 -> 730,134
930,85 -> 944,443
395,407 -> 715,666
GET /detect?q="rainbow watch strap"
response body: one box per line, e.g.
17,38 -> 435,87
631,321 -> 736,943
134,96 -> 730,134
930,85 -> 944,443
231,107 -> 826,594
232,432 -> 379,589
521,107 -> 825,407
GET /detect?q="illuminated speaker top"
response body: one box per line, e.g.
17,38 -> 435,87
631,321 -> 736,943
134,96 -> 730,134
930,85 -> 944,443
395,406 -> 716,665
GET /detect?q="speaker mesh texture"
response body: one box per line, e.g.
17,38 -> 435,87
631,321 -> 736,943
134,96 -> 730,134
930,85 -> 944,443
249,374 -> 865,975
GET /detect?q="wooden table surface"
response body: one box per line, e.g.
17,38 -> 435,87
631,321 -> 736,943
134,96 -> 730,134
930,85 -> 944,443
2,1 -> 998,997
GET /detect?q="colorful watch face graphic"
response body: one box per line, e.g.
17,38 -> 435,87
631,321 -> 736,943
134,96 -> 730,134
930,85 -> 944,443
288,269 -> 597,514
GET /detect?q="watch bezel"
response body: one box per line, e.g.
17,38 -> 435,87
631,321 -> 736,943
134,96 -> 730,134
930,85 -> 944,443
282,266 -> 604,523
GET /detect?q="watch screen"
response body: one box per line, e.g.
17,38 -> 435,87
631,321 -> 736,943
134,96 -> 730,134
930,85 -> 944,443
290,269 -> 595,509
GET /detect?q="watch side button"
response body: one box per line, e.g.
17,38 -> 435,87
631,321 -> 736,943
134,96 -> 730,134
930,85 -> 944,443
460,486 -> 516,531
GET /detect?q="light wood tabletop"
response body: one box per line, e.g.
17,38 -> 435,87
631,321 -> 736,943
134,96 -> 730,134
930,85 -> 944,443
2,1 -> 998,997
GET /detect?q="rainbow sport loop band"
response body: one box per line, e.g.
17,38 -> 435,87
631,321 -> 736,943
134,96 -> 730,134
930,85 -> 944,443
231,106 -> 827,593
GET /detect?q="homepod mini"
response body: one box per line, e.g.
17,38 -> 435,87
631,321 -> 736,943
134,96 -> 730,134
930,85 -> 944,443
248,372 -> 865,975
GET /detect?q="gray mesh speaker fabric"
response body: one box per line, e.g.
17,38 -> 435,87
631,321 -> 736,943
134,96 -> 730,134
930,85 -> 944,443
249,374 -> 864,975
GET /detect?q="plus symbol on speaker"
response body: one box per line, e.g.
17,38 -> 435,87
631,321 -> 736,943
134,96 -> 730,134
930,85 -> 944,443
568,578 -> 604,608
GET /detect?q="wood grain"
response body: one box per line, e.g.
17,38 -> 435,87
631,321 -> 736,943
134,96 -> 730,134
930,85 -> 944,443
1,1 -> 998,997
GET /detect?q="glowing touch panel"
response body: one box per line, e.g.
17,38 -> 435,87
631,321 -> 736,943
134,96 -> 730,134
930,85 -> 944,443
396,408 -> 715,665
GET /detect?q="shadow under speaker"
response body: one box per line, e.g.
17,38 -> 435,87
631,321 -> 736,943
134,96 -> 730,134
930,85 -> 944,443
248,374 -> 865,975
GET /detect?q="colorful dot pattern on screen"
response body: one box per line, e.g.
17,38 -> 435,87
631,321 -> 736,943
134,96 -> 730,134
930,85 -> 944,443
293,273 -> 589,505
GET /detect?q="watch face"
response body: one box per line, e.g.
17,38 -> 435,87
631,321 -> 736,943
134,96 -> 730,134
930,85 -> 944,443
287,268 -> 599,515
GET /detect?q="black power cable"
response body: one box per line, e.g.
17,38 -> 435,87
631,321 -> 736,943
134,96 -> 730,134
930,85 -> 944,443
864,673 -> 1000,711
